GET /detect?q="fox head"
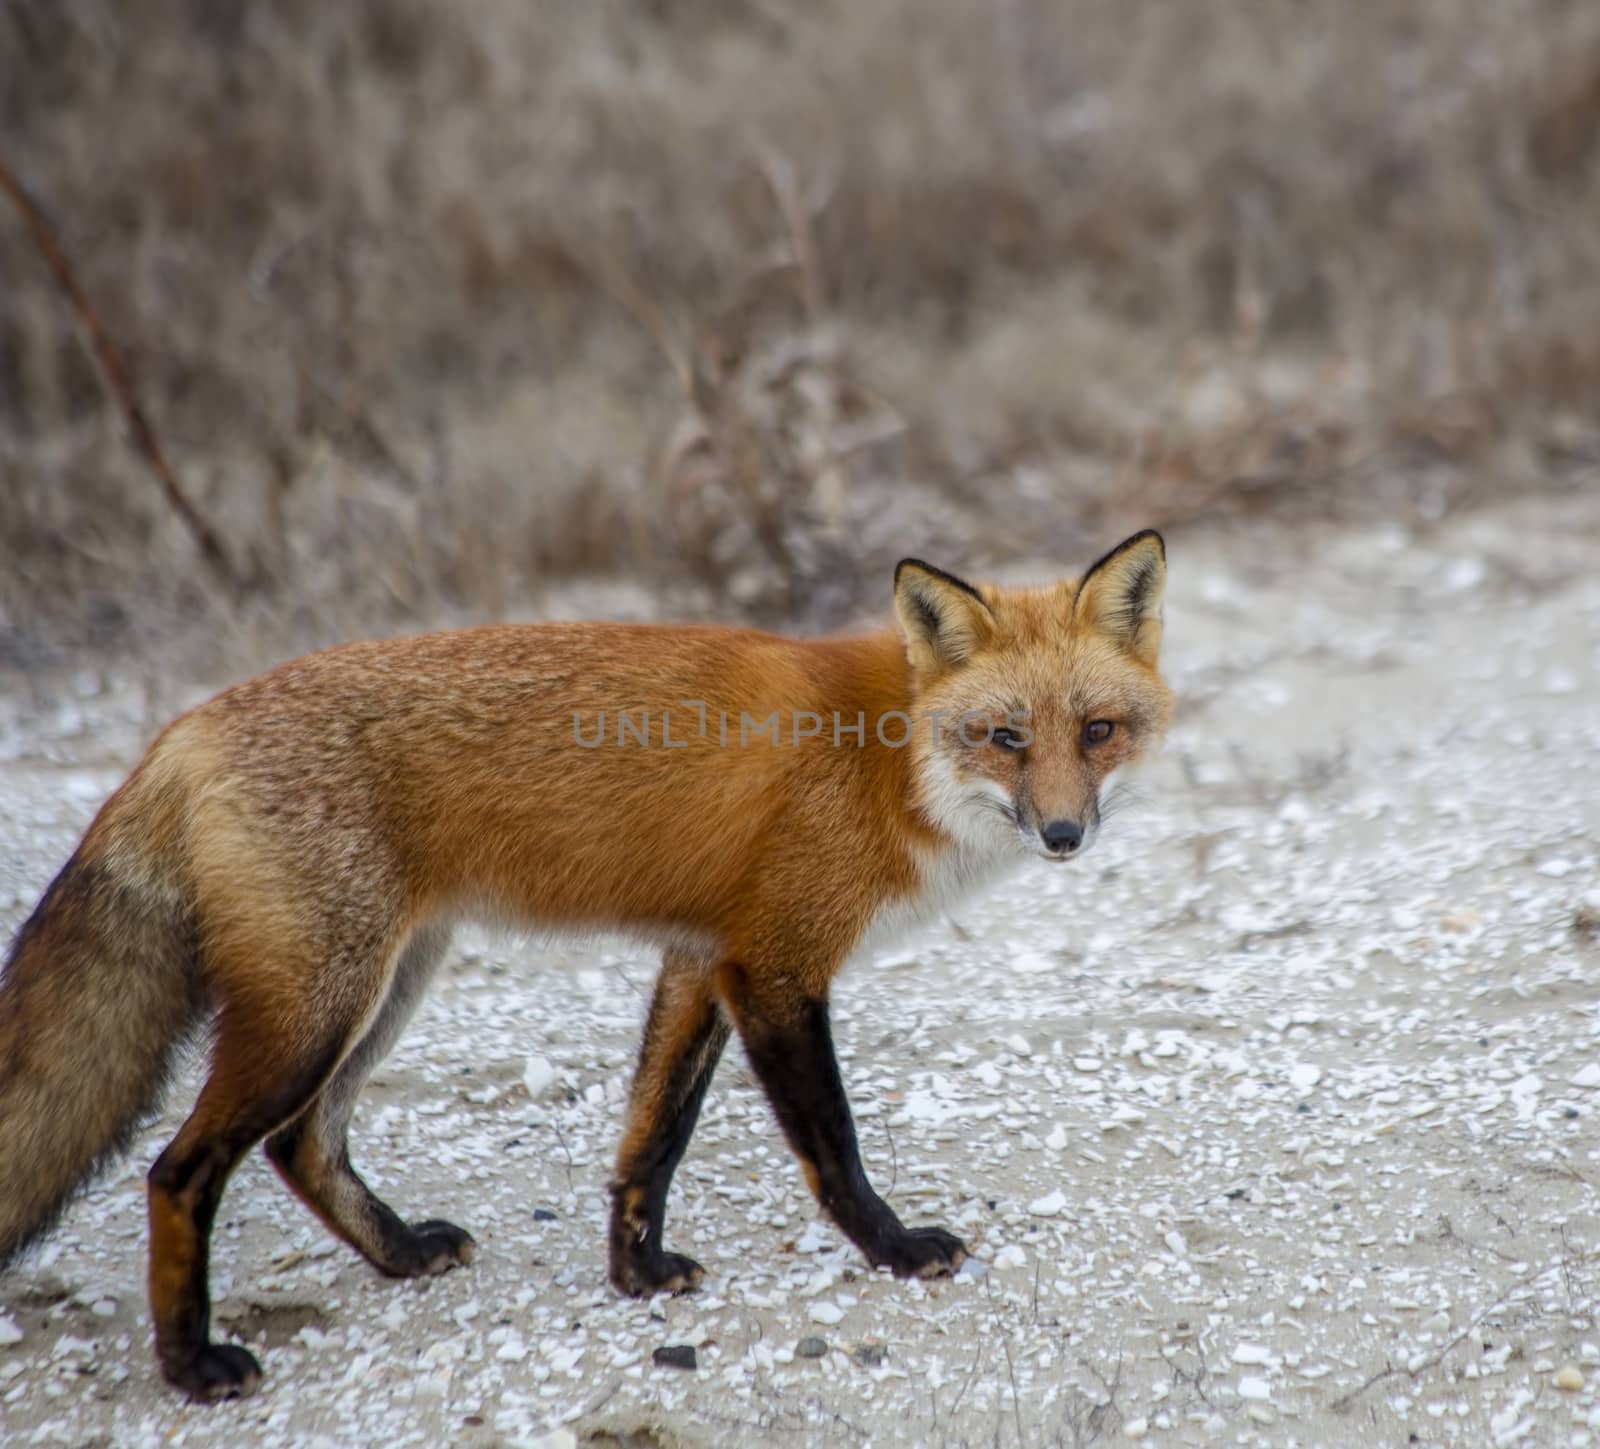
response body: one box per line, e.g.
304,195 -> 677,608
894,531 -> 1173,862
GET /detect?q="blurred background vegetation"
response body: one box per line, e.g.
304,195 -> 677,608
3,0 -> 1598,672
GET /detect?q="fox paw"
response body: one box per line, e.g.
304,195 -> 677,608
378,1217 -> 477,1277
406,1218 -> 477,1275
610,1248 -> 706,1297
876,1226 -> 968,1280
165,1342 -> 263,1403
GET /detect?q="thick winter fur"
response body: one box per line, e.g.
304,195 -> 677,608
0,750 -> 203,1266
0,531 -> 1172,1402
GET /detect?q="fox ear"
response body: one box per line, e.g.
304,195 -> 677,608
1074,530 -> 1166,665
894,559 -> 993,670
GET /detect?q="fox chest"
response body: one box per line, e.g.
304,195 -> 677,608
846,845 -> 1020,971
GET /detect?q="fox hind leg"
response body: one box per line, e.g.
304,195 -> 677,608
609,948 -> 730,1296
148,985 -> 376,1402
265,926 -> 474,1277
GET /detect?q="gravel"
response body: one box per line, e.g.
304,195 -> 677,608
650,1347 -> 698,1373
1,493 -> 1597,1446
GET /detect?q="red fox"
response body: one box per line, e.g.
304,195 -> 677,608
0,531 -> 1171,1401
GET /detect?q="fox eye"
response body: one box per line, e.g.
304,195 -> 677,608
991,727 -> 1026,752
1084,720 -> 1115,745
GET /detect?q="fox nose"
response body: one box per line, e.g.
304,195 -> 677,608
1041,819 -> 1083,855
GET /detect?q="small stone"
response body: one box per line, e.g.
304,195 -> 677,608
1238,1375 -> 1272,1401
0,1314 -> 21,1346
809,1301 -> 844,1326
1571,1064 -> 1600,1090
1028,1190 -> 1068,1217
795,1336 -> 828,1359
532,1207 -> 559,1222
1122,1416 -> 1149,1439
954,1256 -> 991,1281
1556,1365 -> 1585,1392
652,1344 -> 697,1371
852,1338 -> 887,1367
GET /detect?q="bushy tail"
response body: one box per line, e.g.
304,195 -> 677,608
0,836 -> 201,1268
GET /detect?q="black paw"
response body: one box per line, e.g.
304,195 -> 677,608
407,1218 -> 478,1275
875,1226 -> 968,1280
609,1248 -> 706,1297
164,1342 -> 263,1403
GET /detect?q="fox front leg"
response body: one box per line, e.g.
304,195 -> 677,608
716,963 -> 967,1278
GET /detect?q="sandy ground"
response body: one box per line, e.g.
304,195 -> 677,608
2,496 -> 1598,1448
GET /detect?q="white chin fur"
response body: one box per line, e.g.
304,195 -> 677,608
915,750 -> 1028,860
847,750 -> 1027,971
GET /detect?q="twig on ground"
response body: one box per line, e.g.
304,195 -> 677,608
947,1333 -> 986,1418
1330,1252 -> 1599,1412
985,1276 -> 1028,1447
548,1116 -> 576,1192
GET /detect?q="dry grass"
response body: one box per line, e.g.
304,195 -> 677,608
3,0 -> 1599,670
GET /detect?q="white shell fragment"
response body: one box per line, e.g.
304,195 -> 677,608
522,1054 -> 558,1098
